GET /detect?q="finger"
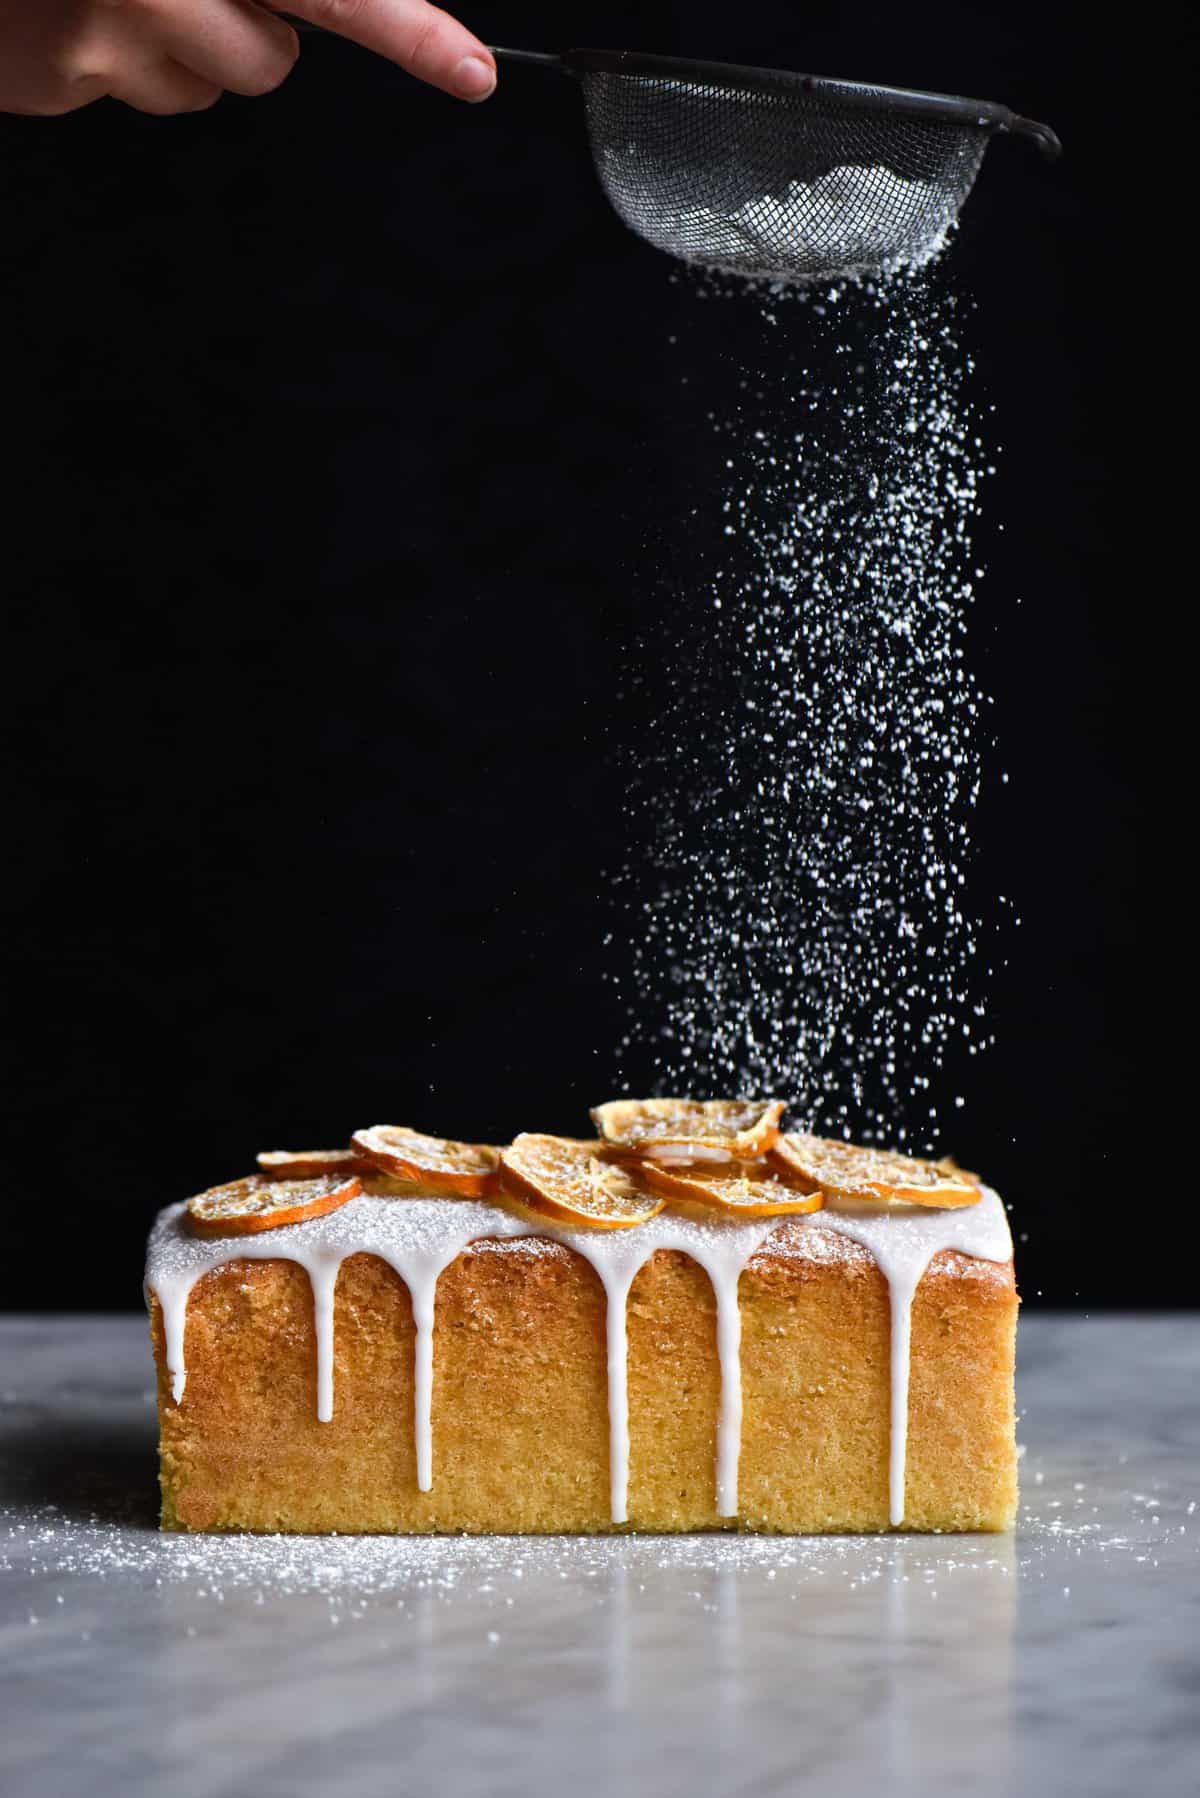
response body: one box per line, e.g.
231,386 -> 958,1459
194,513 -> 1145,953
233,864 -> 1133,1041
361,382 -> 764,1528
267,0 -> 496,101
106,56 -> 224,115
151,0 -> 300,98
0,71 -> 109,118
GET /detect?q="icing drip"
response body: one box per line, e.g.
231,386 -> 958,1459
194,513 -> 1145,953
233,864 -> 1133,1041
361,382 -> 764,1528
309,1254 -> 339,1424
382,1243 -> 475,1493
542,1213 -> 778,1521
603,1267 -> 633,1524
712,1275 -> 746,1517
809,1199 -> 1012,1523
145,1189 -> 1011,1526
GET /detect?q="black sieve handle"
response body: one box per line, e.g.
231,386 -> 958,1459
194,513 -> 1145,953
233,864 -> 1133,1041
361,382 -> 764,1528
490,48 -> 566,73
1002,115 -> 1062,158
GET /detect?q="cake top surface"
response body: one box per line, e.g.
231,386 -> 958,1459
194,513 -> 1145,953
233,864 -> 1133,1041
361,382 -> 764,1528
146,1184 -> 1013,1298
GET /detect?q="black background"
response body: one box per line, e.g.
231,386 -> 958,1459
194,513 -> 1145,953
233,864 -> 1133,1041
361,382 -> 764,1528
2,3 -> 1164,1308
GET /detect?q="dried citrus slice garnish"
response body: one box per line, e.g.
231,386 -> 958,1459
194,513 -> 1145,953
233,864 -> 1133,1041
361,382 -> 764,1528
257,1148 -> 371,1179
185,1173 -> 361,1237
590,1098 -> 785,1163
350,1125 -> 500,1197
636,1159 -> 824,1218
499,1134 -> 666,1229
769,1133 -> 980,1209
358,1172 -> 445,1199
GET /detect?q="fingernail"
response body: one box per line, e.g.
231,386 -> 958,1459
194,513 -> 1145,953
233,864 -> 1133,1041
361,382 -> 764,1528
453,55 -> 496,102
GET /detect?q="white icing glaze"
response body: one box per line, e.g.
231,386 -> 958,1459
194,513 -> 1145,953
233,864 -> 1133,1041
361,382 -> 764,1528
536,1212 -> 779,1520
813,1196 -> 1012,1523
144,1187 -> 1011,1527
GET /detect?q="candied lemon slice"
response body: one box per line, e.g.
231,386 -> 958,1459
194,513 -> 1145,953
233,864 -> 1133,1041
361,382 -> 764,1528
185,1173 -> 360,1237
590,1098 -> 785,1162
257,1148 -> 371,1178
499,1134 -> 666,1229
351,1125 -> 500,1197
770,1133 -> 980,1209
636,1159 -> 824,1218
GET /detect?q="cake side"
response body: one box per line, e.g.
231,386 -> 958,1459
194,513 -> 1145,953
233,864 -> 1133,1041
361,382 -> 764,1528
151,1228 -> 1017,1534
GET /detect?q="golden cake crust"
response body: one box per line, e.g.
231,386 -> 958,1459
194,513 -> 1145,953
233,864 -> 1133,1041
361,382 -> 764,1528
150,1227 -> 1017,1535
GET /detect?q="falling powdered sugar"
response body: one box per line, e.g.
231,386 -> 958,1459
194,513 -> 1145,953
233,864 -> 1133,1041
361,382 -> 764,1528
608,271 -> 1000,1145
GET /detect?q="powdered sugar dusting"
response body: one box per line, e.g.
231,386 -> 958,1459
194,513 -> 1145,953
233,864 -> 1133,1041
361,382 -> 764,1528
145,1188 -> 1011,1314
3,1473 -> 1191,1607
608,273 -> 1001,1149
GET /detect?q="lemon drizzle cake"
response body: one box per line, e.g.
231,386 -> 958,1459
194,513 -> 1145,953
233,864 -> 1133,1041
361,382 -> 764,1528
144,1103 -> 1018,1534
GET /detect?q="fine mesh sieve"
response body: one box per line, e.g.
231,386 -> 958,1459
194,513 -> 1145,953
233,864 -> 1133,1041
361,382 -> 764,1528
495,47 -> 1061,283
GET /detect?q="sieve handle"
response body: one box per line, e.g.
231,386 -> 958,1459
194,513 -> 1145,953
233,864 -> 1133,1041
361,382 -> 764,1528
279,24 -> 565,76
490,47 -> 567,73
1002,114 -> 1063,158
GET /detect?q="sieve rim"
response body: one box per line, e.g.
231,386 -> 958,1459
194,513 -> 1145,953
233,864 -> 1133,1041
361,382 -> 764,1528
548,48 -> 1061,157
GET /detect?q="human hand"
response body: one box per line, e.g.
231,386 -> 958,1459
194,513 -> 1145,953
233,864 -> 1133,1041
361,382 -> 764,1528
0,0 -> 497,117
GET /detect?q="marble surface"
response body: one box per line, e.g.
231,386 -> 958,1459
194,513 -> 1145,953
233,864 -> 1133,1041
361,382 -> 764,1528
1,1316 -> 1197,1797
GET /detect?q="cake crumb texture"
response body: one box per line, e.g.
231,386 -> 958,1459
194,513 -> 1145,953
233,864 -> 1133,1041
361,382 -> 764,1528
152,1233 -> 1016,1534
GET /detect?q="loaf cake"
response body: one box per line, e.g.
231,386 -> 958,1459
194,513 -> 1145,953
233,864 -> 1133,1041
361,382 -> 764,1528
145,1103 -> 1018,1534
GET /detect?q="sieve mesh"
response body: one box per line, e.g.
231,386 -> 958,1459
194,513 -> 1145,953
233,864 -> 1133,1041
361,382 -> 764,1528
577,73 -> 990,281
494,49 -> 1060,285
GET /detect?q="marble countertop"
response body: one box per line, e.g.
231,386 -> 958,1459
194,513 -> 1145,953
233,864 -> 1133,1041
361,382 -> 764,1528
1,1315 -> 1196,1797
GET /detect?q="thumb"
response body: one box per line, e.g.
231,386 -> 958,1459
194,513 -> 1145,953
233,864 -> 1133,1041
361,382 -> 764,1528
270,1 -> 496,101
